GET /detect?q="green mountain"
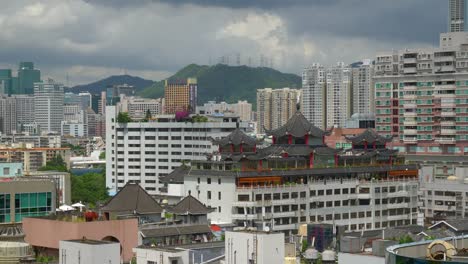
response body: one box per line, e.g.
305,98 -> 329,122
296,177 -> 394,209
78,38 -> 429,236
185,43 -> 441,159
138,64 -> 301,109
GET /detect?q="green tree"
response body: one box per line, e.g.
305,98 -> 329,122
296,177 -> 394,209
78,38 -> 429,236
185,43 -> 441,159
71,171 -> 109,204
301,240 -> 308,252
99,152 -> 105,160
117,112 -> 132,123
143,109 -> 152,122
38,155 -> 68,172
398,235 -> 414,244
192,115 -> 208,123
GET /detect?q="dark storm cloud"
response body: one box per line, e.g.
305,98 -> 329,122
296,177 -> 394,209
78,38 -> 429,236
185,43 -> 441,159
282,0 -> 447,44
88,0 -> 338,9
0,0 -> 452,85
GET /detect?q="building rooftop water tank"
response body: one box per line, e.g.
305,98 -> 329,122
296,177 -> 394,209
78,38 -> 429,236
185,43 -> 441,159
447,175 -> 459,181
304,248 -> 319,260
322,250 -> 336,262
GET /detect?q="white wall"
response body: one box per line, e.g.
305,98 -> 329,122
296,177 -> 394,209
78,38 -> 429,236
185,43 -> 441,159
134,247 -> 188,264
184,174 -> 236,225
59,240 -> 120,264
225,231 -> 284,264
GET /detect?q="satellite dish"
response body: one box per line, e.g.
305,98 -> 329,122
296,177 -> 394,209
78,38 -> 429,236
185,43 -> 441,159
263,226 -> 270,232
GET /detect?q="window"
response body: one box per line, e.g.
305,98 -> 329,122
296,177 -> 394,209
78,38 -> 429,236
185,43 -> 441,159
3,168 -> 9,175
207,178 -> 211,184
218,192 -> 221,200
207,191 -> 211,200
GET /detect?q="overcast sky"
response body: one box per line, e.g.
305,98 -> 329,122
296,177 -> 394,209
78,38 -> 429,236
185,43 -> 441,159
0,0 -> 447,85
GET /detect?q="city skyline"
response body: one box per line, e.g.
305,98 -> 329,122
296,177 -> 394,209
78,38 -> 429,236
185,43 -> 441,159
0,0 -> 447,86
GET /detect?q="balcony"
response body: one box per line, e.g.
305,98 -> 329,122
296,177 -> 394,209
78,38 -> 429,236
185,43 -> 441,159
273,223 -> 297,231
434,56 -> 455,62
386,202 -> 409,209
231,214 -> 257,220
403,94 -> 417,100
403,103 -> 417,109
440,129 -> 456,135
403,120 -> 417,126
272,211 -> 296,218
403,85 -> 417,91
403,58 -> 417,64
232,201 -> 257,207
387,191 -> 409,197
403,68 -> 417,74
357,193 -> 370,199
403,112 -> 417,117
435,138 -> 456,144
441,111 -> 456,117
435,65 -> 456,72
403,129 -> 417,135
434,93 -> 455,98
403,137 -> 418,143
440,121 -> 455,126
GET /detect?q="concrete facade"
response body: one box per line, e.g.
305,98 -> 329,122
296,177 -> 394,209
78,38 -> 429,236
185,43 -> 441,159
256,88 -> 301,134
59,239 -> 120,264
34,79 -> 64,134
225,231 -> 285,264
106,105 -> 249,195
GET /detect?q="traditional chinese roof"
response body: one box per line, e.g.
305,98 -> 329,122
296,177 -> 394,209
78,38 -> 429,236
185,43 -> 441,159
265,111 -> 327,138
232,145 -> 339,161
101,183 -> 163,214
211,128 -> 258,146
345,129 -> 392,144
160,166 -> 189,184
168,195 -> 214,215
339,149 -> 398,160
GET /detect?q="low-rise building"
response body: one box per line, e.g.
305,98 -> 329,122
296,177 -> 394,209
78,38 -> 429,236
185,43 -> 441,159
59,239 -> 120,264
22,217 -> 138,263
0,162 -> 22,177
133,241 -> 225,264
225,230 -> 285,264
0,177 -> 56,223
0,145 -> 71,173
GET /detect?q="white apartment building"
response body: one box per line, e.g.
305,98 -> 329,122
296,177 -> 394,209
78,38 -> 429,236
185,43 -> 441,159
105,105 -> 249,195
256,88 -> 300,134
61,121 -> 88,137
326,62 -> 351,128
352,60 -> 374,115
34,79 -> 64,134
184,169 -> 419,231
119,96 -> 164,120
302,63 -> 326,128
196,100 -> 253,122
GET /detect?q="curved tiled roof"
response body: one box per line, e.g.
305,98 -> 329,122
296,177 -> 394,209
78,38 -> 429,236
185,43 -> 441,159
243,145 -> 339,161
265,111 -> 327,138
345,129 -> 392,144
211,128 -> 258,146
168,195 -> 213,215
101,183 -> 163,214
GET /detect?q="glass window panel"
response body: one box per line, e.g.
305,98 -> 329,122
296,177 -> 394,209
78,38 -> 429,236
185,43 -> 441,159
20,194 -> 29,208
38,193 -> 47,207
30,193 -> 37,207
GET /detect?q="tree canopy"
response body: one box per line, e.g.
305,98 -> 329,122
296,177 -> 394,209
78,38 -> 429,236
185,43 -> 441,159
38,155 -> 68,172
117,112 -> 132,123
71,171 -> 109,206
